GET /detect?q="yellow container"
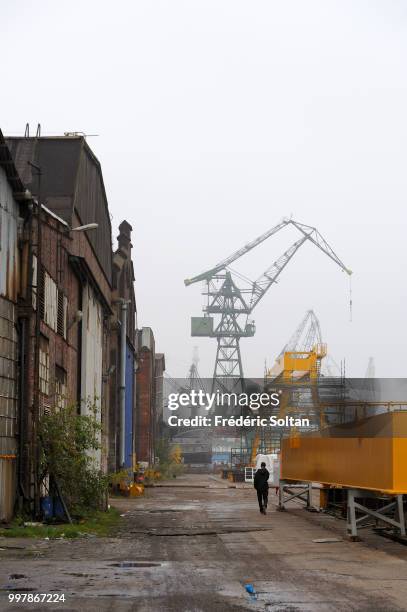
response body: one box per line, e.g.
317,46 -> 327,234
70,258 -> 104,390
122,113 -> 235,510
129,483 -> 144,497
281,412 -> 407,494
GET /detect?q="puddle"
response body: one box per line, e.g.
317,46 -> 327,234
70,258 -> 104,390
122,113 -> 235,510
9,574 -> 27,580
110,561 -> 161,568
2,587 -> 35,592
132,508 -> 185,514
65,572 -> 97,577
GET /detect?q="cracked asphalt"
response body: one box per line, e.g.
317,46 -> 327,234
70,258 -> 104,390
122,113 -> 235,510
1,474 -> 407,611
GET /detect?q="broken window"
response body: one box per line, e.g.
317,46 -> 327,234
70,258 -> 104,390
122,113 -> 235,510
55,365 -> 67,410
39,335 -> 50,396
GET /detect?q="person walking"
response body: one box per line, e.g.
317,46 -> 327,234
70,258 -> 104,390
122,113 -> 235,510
254,461 -> 269,514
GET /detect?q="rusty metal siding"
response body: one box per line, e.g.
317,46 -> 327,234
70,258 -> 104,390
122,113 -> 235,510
0,458 -> 16,521
0,298 -> 18,450
0,167 -> 19,521
0,167 -> 19,303
0,297 -> 18,522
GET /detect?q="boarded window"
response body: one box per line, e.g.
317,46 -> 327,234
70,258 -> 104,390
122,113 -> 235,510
38,265 -> 45,320
43,271 -> 57,330
39,335 -> 49,396
55,366 -> 67,410
32,255 -> 38,310
37,266 -> 67,338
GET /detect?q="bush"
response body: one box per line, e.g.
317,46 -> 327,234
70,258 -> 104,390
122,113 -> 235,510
148,439 -> 185,481
39,403 -> 108,518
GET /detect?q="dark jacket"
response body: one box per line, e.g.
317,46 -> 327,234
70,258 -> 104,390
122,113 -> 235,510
254,467 -> 269,491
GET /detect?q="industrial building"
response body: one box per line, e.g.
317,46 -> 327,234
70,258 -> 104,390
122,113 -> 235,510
0,130 -> 28,521
0,129 -> 165,521
135,327 -> 166,465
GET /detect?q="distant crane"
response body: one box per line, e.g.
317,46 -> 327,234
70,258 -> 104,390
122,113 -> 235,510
185,218 -> 352,392
267,309 -> 322,379
365,357 -> 375,379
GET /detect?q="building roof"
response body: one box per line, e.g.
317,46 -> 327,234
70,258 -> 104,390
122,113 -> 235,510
5,135 -> 113,284
0,129 -> 26,199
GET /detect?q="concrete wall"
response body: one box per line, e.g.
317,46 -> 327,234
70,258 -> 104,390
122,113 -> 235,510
81,283 -> 103,466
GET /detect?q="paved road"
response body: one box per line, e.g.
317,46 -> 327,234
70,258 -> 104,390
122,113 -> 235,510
1,474 -> 407,611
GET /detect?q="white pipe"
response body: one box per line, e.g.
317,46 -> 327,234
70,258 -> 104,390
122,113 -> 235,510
119,301 -> 128,466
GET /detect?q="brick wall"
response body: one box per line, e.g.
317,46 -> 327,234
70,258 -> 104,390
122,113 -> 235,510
136,346 -> 155,464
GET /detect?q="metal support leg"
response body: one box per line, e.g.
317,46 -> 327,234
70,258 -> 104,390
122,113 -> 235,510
307,482 -> 313,510
347,489 -> 406,539
278,480 -> 285,511
278,480 -> 316,511
347,489 -> 358,538
396,495 -> 406,537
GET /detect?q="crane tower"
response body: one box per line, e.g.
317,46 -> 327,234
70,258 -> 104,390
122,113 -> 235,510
185,218 -> 351,393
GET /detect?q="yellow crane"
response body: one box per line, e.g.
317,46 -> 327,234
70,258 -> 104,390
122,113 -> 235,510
250,311 -> 328,463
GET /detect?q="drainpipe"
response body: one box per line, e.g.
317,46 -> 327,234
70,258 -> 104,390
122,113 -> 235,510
119,300 -> 128,467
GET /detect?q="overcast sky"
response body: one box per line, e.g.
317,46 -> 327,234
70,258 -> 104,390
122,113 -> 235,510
2,1 -> 407,378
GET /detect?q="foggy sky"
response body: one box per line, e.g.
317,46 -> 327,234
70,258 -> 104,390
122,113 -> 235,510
2,1 -> 407,378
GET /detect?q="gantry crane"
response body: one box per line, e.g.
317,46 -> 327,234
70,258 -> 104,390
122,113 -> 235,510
250,310 -> 327,461
185,218 -> 351,393
267,309 -> 323,379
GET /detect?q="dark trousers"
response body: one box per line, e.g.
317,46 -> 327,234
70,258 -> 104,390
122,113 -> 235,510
256,487 -> 268,511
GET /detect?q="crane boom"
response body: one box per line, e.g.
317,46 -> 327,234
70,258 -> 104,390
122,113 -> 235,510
249,236 -> 308,310
184,219 -> 289,285
290,220 -> 351,275
248,224 -> 351,312
184,218 -> 351,286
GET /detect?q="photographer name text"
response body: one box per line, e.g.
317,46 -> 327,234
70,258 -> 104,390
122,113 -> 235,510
167,415 -> 310,428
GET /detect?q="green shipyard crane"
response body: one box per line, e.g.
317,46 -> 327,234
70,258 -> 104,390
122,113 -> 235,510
185,218 -> 351,393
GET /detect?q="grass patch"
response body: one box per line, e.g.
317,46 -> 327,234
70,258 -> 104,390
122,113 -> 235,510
0,507 -> 121,539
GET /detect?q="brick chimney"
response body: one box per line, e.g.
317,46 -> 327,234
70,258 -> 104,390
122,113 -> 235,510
117,220 -> 133,256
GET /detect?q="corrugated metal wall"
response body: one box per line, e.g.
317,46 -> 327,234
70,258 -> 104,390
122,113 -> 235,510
0,167 -> 19,522
0,299 -> 18,454
0,167 -> 19,302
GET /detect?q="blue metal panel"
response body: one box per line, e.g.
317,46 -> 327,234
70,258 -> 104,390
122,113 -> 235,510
212,453 -> 230,464
124,342 -> 134,468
